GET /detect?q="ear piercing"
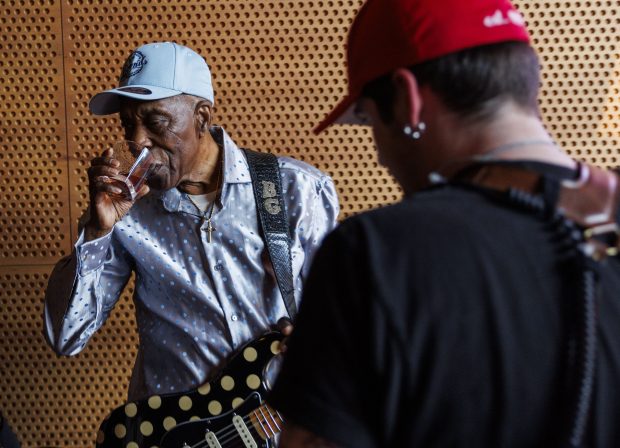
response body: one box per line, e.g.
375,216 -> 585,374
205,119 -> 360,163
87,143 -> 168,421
403,121 -> 426,140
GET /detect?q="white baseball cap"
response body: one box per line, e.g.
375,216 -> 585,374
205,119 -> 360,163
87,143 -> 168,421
89,42 -> 215,115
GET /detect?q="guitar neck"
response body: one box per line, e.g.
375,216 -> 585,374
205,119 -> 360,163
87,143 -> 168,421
250,403 -> 285,440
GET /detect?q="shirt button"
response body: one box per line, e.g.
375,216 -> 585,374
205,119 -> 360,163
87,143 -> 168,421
231,314 -> 238,322
214,263 -> 224,272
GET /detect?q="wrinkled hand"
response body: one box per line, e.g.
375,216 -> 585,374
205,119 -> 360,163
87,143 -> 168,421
277,317 -> 294,353
84,147 -> 149,241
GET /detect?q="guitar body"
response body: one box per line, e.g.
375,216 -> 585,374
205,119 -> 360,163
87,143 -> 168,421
96,332 -> 284,448
160,392 -> 272,448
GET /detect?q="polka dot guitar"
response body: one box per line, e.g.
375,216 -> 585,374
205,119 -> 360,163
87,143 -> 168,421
96,331 -> 284,448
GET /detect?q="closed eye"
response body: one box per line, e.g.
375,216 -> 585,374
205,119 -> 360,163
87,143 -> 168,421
146,116 -> 170,132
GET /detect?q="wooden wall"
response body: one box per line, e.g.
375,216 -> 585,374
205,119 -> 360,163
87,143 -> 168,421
1,1 -> 619,446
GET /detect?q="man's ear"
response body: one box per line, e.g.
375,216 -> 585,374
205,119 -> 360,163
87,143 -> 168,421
391,68 -> 423,128
195,101 -> 214,136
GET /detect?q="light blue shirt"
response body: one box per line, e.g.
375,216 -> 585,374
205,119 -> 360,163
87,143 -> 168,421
44,127 -> 339,401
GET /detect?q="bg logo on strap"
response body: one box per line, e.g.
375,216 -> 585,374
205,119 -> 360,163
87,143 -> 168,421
261,181 -> 282,215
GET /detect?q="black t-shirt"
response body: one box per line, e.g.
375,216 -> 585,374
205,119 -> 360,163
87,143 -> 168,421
269,162 -> 620,447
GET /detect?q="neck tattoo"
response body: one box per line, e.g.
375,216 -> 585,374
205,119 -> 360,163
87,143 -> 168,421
428,138 -> 562,186
474,138 -> 559,162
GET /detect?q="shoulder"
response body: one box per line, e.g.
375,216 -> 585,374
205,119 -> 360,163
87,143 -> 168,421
343,186 -> 495,232
276,156 -> 338,212
329,184 -> 533,259
276,155 -> 332,185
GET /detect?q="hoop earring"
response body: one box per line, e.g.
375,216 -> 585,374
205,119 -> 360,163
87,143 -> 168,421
403,121 -> 426,140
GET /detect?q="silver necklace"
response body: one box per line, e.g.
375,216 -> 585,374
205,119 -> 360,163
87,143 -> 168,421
429,138 -> 561,185
474,138 -> 559,162
187,161 -> 222,244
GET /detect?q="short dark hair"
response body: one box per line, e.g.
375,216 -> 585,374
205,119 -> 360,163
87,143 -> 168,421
361,41 -> 540,123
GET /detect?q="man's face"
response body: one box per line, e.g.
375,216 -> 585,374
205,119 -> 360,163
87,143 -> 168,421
118,95 -> 201,191
355,97 -> 407,183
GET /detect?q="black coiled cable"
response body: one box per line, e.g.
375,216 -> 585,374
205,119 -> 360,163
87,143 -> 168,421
505,187 -> 598,448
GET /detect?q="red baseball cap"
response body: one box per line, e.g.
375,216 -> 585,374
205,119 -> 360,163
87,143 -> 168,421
314,0 -> 531,133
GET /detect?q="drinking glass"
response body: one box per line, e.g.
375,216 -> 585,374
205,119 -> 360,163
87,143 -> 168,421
105,141 -> 161,200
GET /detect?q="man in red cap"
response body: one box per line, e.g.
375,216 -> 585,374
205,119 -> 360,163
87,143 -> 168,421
267,0 -> 620,446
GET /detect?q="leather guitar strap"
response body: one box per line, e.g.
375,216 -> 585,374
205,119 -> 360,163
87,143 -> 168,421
449,162 -> 620,259
447,161 -> 620,447
243,149 -> 297,320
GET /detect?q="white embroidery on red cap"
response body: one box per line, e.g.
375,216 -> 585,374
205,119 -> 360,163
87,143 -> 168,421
507,10 -> 526,26
484,9 -> 525,28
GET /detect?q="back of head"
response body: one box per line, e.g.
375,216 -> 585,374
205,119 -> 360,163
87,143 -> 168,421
315,0 -> 536,132
364,41 -> 541,124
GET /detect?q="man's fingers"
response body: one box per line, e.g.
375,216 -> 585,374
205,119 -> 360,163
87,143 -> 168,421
93,176 -> 123,196
88,165 -> 120,180
277,317 -> 294,336
276,317 -> 294,353
91,148 -> 120,168
91,156 -> 120,168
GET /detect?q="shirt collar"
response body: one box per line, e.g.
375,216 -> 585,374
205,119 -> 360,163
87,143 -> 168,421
160,126 -> 251,213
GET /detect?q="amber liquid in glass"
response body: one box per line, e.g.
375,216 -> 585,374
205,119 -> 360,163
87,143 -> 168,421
105,147 -> 161,200
104,174 -> 141,200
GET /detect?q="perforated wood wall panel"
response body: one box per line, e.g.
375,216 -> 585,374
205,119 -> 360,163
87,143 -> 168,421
1,1 -> 619,447
0,1 -> 71,265
524,1 -> 620,167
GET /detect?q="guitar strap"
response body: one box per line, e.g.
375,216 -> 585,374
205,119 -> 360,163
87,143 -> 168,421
447,162 -> 620,259
442,161 -> 620,448
243,148 -> 297,320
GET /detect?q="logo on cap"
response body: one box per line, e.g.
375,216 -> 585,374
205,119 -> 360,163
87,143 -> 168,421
120,51 -> 148,81
484,9 -> 526,28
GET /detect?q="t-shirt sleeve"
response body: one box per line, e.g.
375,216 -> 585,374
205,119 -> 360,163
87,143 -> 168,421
268,220 -> 378,448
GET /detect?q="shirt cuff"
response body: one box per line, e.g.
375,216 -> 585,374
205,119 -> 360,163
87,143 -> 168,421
75,229 -> 113,276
